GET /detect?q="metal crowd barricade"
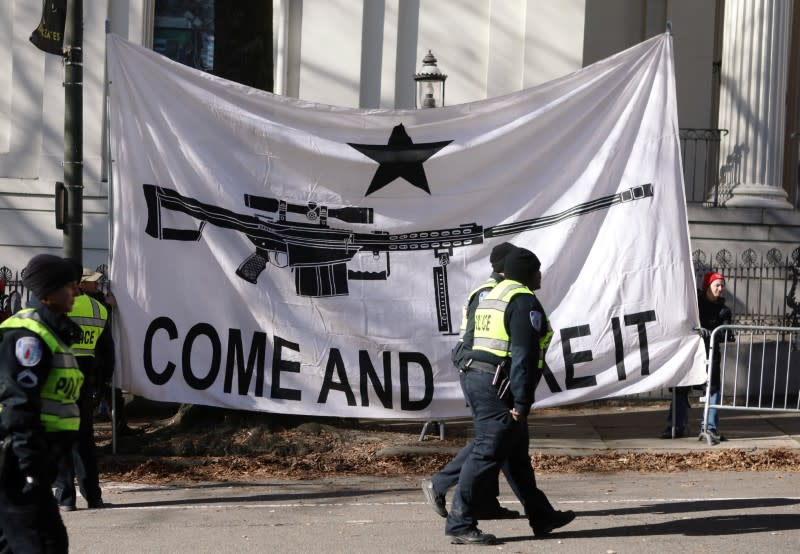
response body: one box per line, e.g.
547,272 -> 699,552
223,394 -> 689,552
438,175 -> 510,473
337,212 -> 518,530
418,419 -> 447,441
699,324 -> 800,445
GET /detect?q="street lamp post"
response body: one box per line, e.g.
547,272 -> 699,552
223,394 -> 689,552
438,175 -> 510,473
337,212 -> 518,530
414,50 -> 447,109
415,50 -> 448,441
63,0 -> 84,265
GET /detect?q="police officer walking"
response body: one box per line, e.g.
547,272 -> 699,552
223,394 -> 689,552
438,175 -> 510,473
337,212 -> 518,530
444,247 -> 575,545
422,242 -> 521,519
53,268 -> 113,510
0,254 -> 83,552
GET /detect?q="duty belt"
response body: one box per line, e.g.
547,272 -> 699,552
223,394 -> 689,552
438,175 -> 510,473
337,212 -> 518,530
463,359 -> 500,374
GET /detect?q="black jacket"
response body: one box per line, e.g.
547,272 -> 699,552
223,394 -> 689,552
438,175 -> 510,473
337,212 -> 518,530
698,289 -> 732,387
0,306 -> 81,481
465,290 -> 546,417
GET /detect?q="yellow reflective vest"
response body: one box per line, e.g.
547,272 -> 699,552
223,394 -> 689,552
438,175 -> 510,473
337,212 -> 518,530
68,294 -> 108,358
0,309 -> 83,432
458,276 -> 498,339
472,279 -> 554,368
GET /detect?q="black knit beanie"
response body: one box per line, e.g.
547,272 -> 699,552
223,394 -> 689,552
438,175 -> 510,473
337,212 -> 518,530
503,247 -> 541,284
489,242 -> 516,272
22,254 -> 80,299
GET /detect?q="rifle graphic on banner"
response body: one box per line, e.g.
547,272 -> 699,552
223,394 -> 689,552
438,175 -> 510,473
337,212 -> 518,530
142,183 -> 653,334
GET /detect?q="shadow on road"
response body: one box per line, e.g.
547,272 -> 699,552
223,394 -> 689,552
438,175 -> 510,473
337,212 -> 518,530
497,503 -> 800,544
577,496 -> 800,516
107,483 -> 420,508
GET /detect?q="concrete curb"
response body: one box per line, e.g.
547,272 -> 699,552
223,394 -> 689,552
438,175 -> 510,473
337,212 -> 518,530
378,405 -> 800,457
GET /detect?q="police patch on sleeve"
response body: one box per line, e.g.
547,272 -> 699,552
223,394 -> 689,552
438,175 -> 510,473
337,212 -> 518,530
529,311 -> 544,333
15,337 -> 43,367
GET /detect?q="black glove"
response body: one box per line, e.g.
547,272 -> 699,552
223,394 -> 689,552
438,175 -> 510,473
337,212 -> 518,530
699,328 -> 711,339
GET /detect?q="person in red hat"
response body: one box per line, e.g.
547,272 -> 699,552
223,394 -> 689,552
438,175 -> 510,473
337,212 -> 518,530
661,271 -> 732,441
697,271 -> 732,444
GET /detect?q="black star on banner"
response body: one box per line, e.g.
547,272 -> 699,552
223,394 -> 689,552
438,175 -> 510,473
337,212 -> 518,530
348,124 -> 452,196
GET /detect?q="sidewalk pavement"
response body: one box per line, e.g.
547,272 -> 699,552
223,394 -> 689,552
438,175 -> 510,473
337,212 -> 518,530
376,403 -> 800,458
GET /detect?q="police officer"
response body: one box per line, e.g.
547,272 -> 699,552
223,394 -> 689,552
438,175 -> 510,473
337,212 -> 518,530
53,268 -> 112,510
79,270 -> 134,436
422,242 -> 521,519
0,254 -> 83,553
444,247 -> 575,545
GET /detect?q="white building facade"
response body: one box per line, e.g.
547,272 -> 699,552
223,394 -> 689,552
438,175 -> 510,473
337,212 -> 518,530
0,0 -> 798,273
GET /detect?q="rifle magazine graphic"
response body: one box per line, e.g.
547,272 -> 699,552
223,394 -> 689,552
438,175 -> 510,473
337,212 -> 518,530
295,263 -> 350,297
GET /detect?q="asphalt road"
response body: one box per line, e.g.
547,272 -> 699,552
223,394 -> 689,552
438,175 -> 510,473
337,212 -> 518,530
62,471 -> 800,553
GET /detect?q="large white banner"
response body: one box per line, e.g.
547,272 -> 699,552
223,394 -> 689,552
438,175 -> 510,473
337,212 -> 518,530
107,33 -> 705,419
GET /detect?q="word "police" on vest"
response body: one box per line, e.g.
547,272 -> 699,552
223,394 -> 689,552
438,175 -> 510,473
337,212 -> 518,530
53,376 -> 82,402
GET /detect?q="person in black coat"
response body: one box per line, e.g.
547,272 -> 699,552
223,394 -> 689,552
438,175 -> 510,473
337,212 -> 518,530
443,248 -> 574,545
0,254 -> 82,553
697,271 -> 732,443
422,243 -> 521,520
53,268 -> 115,511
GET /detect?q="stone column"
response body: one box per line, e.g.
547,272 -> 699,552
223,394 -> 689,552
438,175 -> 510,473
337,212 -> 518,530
718,0 -> 793,209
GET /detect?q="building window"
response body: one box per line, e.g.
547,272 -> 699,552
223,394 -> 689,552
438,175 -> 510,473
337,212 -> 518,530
154,0 -> 215,72
153,0 -> 272,92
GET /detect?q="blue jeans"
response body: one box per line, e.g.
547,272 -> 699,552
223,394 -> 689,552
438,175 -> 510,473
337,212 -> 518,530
431,441 -> 520,506
703,387 -> 720,431
445,370 -> 553,535
432,442 -> 503,504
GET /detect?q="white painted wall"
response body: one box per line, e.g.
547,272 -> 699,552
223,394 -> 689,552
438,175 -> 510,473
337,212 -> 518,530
668,0 -> 718,128
523,0 -> 587,88
296,0 -> 364,107
0,1 -> 12,154
0,0 -> 145,273
581,0 -> 718,129
583,0 -> 646,67
417,0 -> 492,106
487,0 -> 527,97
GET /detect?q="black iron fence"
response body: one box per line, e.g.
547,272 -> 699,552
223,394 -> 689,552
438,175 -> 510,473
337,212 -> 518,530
0,266 -> 25,321
693,246 -> 800,327
680,128 -> 729,206
680,127 -> 800,209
